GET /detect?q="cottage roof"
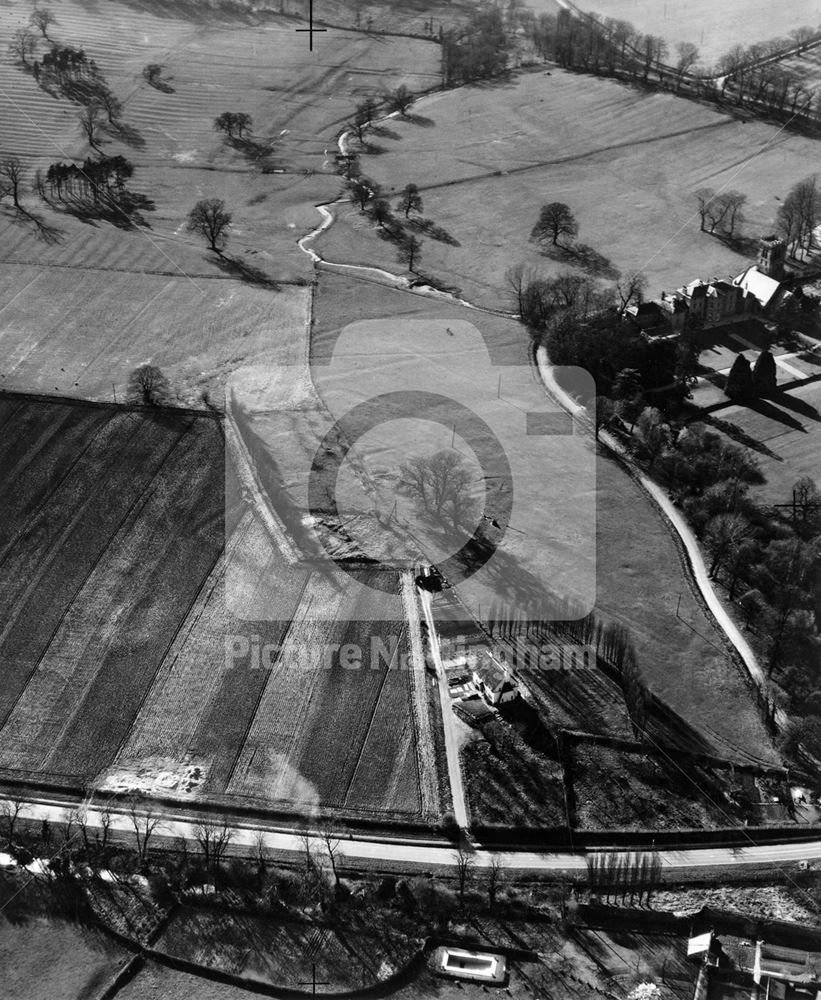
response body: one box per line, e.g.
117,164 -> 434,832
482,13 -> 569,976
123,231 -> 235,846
472,651 -> 514,693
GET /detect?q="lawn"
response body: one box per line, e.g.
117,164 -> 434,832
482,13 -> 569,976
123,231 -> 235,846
326,67 -> 821,311
705,379 -> 821,505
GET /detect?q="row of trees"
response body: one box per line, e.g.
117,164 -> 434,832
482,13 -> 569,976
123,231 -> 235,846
43,155 -> 134,201
441,7 -> 509,86
776,175 -> 820,260
694,188 -> 747,238
525,8 -> 821,130
586,850 -> 662,905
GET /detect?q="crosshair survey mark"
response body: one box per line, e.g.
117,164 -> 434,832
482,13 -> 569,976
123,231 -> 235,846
296,0 -> 327,50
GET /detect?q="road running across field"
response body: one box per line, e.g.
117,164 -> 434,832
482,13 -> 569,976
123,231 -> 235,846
3,793 -> 821,881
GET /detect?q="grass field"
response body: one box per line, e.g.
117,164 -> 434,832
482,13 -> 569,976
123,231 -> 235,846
778,44 -> 821,88
0,871 -> 129,1000
158,905 -> 420,991
0,264 -> 311,405
312,271 -> 779,764
563,0 -> 821,66
0,0 -> 440,402
328,68 -> 821,310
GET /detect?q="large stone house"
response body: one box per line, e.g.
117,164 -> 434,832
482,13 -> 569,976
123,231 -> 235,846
628,236 -> 791,337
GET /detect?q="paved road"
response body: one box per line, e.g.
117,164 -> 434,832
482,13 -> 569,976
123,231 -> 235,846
5,795 -> 821,882
418,589 -> 470,829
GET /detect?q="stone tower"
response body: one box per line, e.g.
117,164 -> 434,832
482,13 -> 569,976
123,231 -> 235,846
758,235 -> 787,280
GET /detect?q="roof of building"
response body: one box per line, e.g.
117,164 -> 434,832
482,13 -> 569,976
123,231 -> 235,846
759,943 -> 821,983
734,265 -> 784,308
472,650 -> 516,693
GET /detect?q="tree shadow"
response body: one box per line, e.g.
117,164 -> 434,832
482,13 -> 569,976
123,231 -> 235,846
403,112 -> 435,128
102,120 -> 146,149
704,415 -> 783,460
227,135 -> 277,165
51,190 -> 155,229
359,141 -> 388,155
770,386 -> 821,421
368,124 -> 401,141
211,252 -> 281,289
4,205 -> 65,244
407,217 -> 460,247
541,241 -> 620,280
714,232 -> 759,257
734,395 -> 808,432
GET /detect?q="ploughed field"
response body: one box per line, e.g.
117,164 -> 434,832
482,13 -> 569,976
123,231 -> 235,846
0,396 -> 436,822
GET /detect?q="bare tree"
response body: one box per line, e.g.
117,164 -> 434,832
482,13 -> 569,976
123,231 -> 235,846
97,807 -> 113,857
694,187 -> 715,231
319,823 -> 343,886
0,157 -> 25,209
530,201 -> 578,247
128,364 -> 171,405
486,855 -> 503,910
397,182 -> 423,219
722,191 -> 747,237
615,272 -> 647,314
254,830 -> 268,873
674,41 -> 699,90
30,8 -> 57,38
186,198 -> 232,252
454,846 -> 474,907
635,407 -> 670,470
349,176 -> 378,209
9,29 -> 37,66
195,818 -> 233,871
78,102 -> 103,151
505,262 -> 534,315
0,797 -> 25,844
370,197 -> 392,227
127,796 -> 161,867
399,450 -> 476,529
355,96 -> 379,125
593,396 -> 614,440
386,84 -> 414,115
214,111 -> 253,139
397,233 -> 422,272
98,89 -> 124,128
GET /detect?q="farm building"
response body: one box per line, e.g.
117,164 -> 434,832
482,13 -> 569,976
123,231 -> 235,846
471,650 -> 520,707
692,933 -> 821,1000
